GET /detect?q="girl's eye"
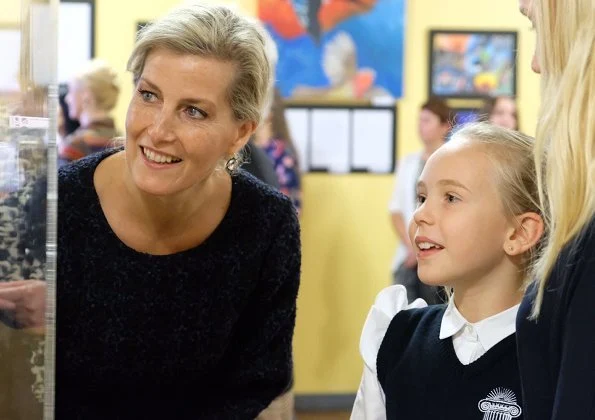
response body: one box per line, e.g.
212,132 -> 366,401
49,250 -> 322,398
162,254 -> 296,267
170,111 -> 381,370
446,194 -> 459,203
416,194 -> 426,205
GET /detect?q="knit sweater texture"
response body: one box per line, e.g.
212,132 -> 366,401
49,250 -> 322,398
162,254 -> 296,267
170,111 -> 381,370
56,149 -> 301,419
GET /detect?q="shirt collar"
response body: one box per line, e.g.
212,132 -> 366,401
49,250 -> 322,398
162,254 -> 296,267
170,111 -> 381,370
439,299 -> 520,352
439,299 -> 467,340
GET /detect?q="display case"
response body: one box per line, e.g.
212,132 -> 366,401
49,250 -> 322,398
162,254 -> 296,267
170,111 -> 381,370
0,0 -> 58,419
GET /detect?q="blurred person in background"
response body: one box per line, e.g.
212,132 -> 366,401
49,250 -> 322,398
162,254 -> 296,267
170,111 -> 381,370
480,96 -> 519,131
58,59 -> 120,166
389,97 -> 452,304
253,87 -> 302,215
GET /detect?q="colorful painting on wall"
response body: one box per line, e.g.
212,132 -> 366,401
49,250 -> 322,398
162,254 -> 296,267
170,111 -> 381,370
428,30 -> 517,98
258,0 -> 406,101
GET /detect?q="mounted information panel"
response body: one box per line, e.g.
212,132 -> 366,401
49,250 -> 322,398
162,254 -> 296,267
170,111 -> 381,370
285,105 -> 397,174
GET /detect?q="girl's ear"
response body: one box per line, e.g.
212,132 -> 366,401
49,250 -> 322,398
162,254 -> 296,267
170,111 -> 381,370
504,212 -> 544,256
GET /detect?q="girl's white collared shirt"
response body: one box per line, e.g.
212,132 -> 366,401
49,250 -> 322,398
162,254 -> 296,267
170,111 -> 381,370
350,285 -> 520,420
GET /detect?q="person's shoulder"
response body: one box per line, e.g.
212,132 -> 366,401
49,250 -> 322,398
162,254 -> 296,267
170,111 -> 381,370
580,216 -> 595,246
554,216 -> 595,278
233,169 -> 294,212
359,285 -> 428,372
561,216 -> 595,291
390,302 -> 444,330
58,148 -> 121,197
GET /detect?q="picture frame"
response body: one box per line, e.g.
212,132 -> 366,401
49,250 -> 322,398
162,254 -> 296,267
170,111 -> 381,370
58,0 -> 96,85
259,0 -> 406,101
428,30 -> 517,99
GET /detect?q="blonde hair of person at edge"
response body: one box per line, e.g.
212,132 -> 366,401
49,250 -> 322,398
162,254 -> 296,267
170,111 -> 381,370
514,0 -> 595,419
0,3 -> 301,419
351,122 -> 544,419
59,58 -> 120,165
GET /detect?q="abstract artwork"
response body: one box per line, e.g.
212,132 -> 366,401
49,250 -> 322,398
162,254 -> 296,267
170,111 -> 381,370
259,0 -> 406,101
428,30 -> 517,98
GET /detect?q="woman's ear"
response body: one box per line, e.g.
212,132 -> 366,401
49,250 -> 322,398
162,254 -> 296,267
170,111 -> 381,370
227,120 -> 257,155
504,212 -> 544,256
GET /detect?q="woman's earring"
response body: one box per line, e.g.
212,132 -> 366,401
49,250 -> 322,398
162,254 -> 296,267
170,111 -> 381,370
225,156 -> 238,173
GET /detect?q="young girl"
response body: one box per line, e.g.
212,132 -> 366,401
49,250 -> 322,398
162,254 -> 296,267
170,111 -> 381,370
351,122 -> 544,419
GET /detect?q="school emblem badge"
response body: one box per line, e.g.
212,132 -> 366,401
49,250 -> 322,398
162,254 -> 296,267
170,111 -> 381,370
478,387 -> 522,419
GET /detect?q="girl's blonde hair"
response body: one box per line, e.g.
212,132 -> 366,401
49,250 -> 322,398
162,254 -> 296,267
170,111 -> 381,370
74,59 -> 120,112
446,123 -> 542,294
531,0 -> 595,317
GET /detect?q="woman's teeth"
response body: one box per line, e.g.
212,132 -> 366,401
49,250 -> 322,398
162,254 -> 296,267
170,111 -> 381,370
141,147 -> 181,164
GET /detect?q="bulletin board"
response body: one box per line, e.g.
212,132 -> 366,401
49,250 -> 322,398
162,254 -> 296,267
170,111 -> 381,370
285,104 -> 397,174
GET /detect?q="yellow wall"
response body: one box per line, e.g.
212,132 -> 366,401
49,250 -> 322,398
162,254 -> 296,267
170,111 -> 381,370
2,0 -> 22,24
95,0 -> 540,394
2,0 -> 20,21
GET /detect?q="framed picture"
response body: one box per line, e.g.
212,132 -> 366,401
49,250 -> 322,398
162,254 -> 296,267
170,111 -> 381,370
58,0 -> 95,85
428,30 -> 517,98
259,0 -> 406,101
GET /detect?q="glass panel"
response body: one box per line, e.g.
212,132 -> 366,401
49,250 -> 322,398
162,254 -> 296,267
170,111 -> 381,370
0,0 -> 57,419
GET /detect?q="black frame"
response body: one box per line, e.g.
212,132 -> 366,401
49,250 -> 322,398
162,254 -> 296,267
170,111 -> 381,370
60,0 -> 95,56
285,104 -> 397,174
428,29 -> 518,99
58,0 -> 96,95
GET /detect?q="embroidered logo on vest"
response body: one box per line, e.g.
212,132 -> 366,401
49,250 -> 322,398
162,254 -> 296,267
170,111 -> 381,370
478,387 -> 522,419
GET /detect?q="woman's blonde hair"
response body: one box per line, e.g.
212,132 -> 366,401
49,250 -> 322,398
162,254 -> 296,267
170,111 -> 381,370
443,123 -> 542,298
530,0 -> 595,317
127,3 -> 273,126
74,59 -> 119,112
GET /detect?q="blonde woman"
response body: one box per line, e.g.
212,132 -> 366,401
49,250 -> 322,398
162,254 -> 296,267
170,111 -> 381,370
59,59 -> 120,165
0,3 -> 300,418
516,0 -> 595,419
352,123 -> 544,419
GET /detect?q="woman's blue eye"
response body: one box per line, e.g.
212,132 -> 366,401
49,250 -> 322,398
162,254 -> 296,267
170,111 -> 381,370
138,90 -> 155,101
187,106 -> 206,119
